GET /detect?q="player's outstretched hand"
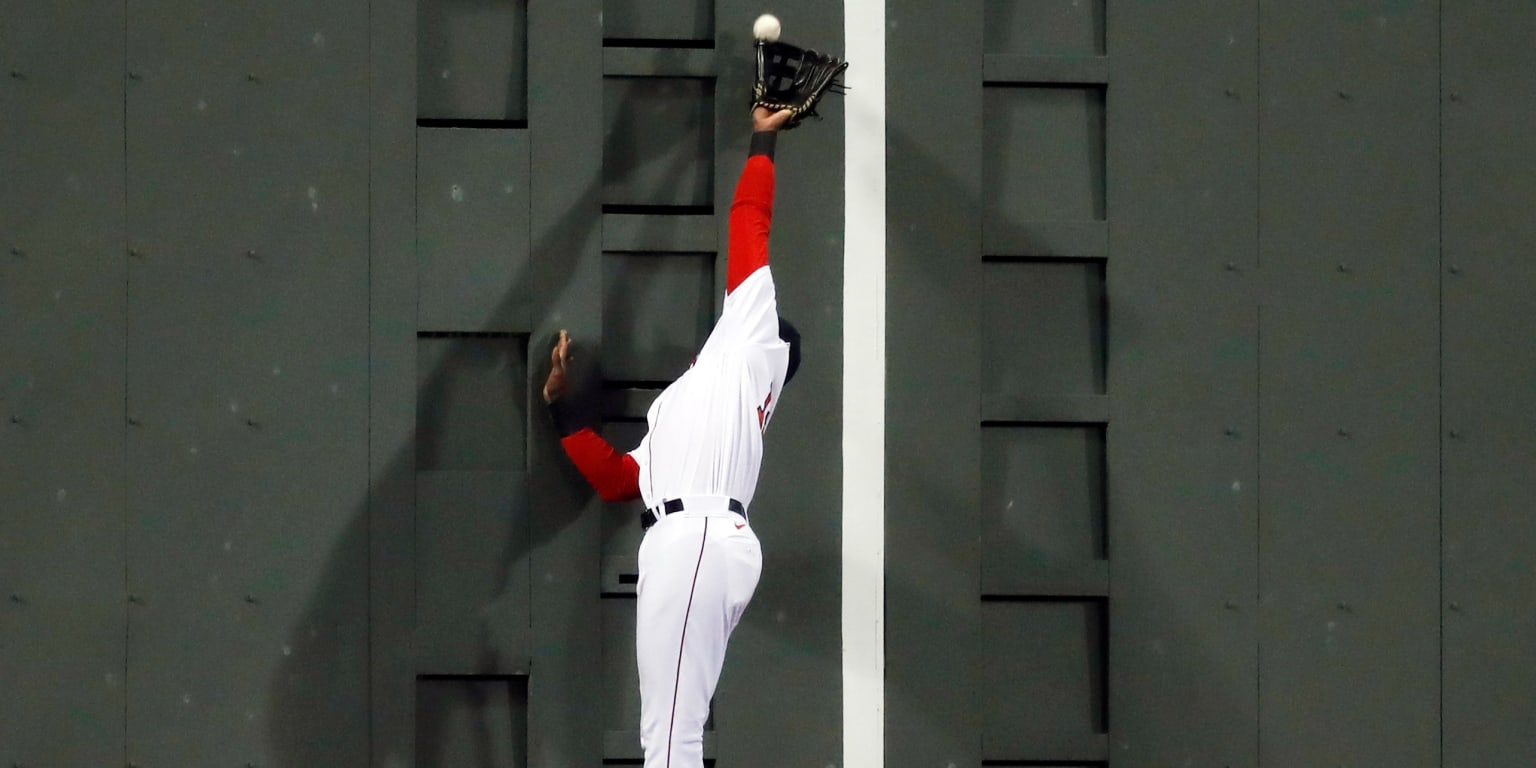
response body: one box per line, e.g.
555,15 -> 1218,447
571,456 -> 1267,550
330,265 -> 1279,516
753,106 -> 794,133
543,330 -> 571,404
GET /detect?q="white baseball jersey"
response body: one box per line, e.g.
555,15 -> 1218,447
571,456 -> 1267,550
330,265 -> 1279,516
628,266 -> 790,512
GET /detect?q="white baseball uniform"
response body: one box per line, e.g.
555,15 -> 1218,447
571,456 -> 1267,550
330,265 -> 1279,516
551,152 -> 790,768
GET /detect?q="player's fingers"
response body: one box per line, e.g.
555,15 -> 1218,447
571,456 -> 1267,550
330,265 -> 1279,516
551,330 -> 568,368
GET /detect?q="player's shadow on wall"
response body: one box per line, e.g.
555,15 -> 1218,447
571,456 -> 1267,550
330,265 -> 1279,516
263,77 -> 786,767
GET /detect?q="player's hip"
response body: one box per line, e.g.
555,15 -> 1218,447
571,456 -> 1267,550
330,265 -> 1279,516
638,503 -> 760,559
636,512 -> 762,599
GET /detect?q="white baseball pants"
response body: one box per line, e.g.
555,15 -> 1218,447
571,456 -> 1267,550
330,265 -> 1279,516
635,507 -> 762,768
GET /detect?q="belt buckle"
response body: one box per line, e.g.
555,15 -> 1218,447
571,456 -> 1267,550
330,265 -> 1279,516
641,499 -> 673,530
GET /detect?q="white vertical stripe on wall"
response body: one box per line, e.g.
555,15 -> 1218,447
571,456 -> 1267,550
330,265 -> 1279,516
843,0 -> 886,766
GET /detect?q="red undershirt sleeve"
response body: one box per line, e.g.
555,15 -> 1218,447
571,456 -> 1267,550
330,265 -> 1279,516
726,153 -> 775,294
558,427 -> 641,503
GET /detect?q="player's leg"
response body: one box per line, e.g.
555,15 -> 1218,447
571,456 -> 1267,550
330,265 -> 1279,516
635,517 -> 714,768
635,518 -> 762,768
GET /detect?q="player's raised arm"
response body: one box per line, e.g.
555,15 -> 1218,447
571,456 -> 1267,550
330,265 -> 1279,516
725,107 -> 793,295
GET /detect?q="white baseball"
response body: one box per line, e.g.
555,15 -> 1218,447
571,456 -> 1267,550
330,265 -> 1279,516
753,13 -> 781,43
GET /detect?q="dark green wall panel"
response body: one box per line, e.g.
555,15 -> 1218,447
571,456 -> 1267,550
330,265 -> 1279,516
415,471 -> 531,675
980,424 -> 1106,581
603,76 -> 716,208
601,598 -> 645,739
886,0 -> 984,765
1258,2 -> 1441,766
416,128 -> 532,334
1106,293 -> 1261,768
123,2 -> 371,766
603,0 -> 714,42
984,0 -> 1104,57
1442,4 -> 1536,766
982,260 -> 1106,397
980,600 -> 1107,761
1107,2 -> 1260,766
0,3 -> 127,766
416,336 -> 528,472
982,86 -> 1106,228
417,0 -> 528,122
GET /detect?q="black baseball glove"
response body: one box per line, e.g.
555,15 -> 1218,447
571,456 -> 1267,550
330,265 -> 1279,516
752,40 -> 849,130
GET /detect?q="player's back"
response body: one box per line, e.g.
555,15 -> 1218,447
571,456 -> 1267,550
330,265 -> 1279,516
630,269 -> 789,510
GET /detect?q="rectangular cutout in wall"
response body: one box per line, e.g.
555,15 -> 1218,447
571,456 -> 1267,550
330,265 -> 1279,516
984,0 -> 1105,56
602,251 -> 715,382
983,86 -> 1106,230
603,77 -> 715,208
980,423 -> 1107,590
418,0 -> 528,122
416,676 -> 529,767
980,599 -> 1108,760
417,128 -> 531,334
602,599 -> 643,732
603,0 -> 713,44
417,335 -> 527,471
416,472 -> 532,675
982,260 -> 1106,397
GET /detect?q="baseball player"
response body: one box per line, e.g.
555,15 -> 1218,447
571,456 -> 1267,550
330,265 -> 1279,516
542,105 -> 802,768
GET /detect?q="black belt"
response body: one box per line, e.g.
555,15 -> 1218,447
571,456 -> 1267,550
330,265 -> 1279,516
642,498 -> 746,530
